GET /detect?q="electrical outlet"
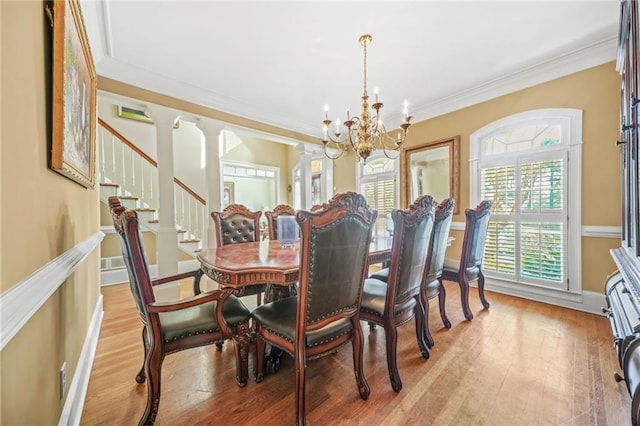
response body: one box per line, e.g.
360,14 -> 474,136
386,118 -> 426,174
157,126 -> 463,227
60,362 -> 67,400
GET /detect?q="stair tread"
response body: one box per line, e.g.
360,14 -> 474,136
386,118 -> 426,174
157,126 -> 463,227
135,208 -> 156,212
148,219 -> 159,223
180,239 -> 201,243
100,183 -> 119,187
119,196 -> 139,200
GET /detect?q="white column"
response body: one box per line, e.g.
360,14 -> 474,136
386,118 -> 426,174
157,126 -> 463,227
321,156 -> 334,201
196,120 -> 225,249
296,144 -> 314,209
149,106 -> 180,281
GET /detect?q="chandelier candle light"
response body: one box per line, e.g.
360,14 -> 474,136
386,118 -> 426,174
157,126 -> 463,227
322,34 -> 412,163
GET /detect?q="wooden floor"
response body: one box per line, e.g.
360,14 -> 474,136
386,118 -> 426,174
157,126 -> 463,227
81,282 -> 631,425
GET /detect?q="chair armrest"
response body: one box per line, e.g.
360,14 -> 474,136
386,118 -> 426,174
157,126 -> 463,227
151,269 -> 203,287
147,289 -> 227,313
146,289 -> 234,336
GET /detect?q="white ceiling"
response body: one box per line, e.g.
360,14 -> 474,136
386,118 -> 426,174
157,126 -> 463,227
81,1 -> 620,140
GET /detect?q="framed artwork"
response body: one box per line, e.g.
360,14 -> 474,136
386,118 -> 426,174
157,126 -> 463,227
117,105 -> 153,124
223,182 -> 235,207
51,0 -> 97,188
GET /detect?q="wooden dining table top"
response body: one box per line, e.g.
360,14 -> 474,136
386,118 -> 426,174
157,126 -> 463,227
197,237 -> 392,287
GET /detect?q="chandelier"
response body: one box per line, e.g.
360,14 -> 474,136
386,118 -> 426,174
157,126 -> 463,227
322,34 -> 412,163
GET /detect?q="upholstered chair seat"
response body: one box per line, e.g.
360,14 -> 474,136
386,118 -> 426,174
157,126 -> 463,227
360,278 -> 418,319
159,296 -> 250,343
251,296 -> 354,348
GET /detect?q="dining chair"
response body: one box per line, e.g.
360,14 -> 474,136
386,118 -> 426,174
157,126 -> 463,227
264,204 -> 298,302
368,198 -> 455,348
421,197 -> 455,348
440,199 -> 493,321
108,196 -> 251,426
252,192 -> 377,426
360,194 -> 436,392
210,203 -> 265,304
265,204 -> 296,240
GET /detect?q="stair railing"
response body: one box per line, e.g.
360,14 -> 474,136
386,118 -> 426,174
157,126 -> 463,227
98,118 -> 207,247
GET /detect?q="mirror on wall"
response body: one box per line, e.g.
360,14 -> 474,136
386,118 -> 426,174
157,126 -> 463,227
401,135 -> 459,213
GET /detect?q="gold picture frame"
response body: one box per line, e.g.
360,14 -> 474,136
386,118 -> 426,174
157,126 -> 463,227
51,0 -> 97,188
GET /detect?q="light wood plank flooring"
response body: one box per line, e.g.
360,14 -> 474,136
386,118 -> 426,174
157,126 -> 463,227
81,282 -> 631,425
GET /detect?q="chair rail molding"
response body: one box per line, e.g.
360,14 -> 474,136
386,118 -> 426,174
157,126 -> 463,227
0,231 -> 105,350
581,225 -> 622,238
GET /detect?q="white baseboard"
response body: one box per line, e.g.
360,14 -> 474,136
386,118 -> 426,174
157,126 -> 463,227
58,294 -> 104,426
478,278 -> 605,315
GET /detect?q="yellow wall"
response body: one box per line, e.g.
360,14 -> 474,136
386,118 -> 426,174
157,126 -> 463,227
0,3 -> 622,424
1,2 -> 101,424
391,62 -> 621,293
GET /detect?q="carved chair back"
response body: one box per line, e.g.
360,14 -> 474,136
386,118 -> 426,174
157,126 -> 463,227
386,195 -> 437,306
265,204 -> 296,240
459,199 -> 492,277
424,198 -> 455,282
108,196 -> 153,323
211,203 -> 262,246
296,192 -> 378,331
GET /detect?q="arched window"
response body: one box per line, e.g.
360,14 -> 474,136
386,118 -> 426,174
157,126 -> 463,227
470,109 -> 582,293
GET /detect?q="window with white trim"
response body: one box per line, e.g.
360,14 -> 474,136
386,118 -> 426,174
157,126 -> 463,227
356,153 -> 399,237
470,109 -> 582,293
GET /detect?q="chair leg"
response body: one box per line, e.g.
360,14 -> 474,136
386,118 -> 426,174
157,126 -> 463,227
416,293 -> 432,356
139,341 -> 163,426
438,281 -> 452,329
254,331 -> 267,383
478,271 -> 490,309
294,340 -> 307,426
459,276 -> 474,321
233,321 -> 250,387
136,327 -> 148,384
423,302 -> 435,352
351,319 -> 370,400
384,321 -> 402,392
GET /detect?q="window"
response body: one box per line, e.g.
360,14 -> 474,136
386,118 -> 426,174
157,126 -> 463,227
470,109 -> 582,293
357,154 -> 399,237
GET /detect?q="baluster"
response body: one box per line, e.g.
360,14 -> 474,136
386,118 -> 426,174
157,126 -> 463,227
114,138 -> 124,190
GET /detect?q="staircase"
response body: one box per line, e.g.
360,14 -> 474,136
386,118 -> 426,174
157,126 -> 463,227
98,118 -> 208,283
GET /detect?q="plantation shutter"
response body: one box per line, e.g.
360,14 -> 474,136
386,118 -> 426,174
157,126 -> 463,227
480,157 -> 566,285
361,177 -> 395,236
481,165 -> 516,275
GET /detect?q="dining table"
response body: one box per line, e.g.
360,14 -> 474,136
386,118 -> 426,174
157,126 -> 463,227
196,236 -> 393,380
197,236 -> 392,290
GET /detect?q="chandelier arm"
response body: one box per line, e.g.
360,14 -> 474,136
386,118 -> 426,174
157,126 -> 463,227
381,146 -> 400,160
322,142 -> 346,160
